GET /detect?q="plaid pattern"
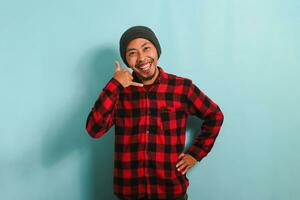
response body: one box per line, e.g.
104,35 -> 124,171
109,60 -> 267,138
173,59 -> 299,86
86,67 -> 224,200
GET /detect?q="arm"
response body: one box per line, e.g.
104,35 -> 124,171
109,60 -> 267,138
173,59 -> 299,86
185,80 -> 224,162
86,61 -> 143,138
85,78 -> 123,138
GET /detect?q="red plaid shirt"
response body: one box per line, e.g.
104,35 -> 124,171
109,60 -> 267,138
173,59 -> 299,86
86,67 -> 224,200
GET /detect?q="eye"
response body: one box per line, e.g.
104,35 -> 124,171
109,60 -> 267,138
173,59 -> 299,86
144,46 -> 150,51
128,51 -> 136,56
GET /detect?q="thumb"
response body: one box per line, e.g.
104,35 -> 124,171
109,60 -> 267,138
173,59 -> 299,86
115,61 -> 121,72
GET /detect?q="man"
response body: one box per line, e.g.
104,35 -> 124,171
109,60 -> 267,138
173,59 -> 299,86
86,26 -> 224,200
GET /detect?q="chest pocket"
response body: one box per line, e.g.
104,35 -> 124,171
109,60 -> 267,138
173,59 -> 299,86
159,106 -> 186,134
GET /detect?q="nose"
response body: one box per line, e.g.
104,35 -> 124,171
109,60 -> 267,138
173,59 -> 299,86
137,50 -> 146,62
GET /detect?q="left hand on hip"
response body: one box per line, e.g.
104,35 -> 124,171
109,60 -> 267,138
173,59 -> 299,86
176,153 -> 197,175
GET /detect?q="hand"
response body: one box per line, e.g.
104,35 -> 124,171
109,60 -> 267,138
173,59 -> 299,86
176,153 -> 197,175
113,61 -> 144,88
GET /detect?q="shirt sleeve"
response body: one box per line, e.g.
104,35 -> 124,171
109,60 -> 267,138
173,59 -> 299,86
86,78 -> 123,138
185,80 -> 224,161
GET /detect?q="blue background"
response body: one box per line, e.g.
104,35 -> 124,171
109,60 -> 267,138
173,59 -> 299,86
1,0 -> 299,199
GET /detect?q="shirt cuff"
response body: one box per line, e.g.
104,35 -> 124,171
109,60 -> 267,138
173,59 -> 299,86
185,148 -> 203,162
103,78 -> 124,94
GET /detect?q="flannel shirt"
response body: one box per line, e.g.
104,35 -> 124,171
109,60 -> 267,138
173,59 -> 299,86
86,66 -> 224,200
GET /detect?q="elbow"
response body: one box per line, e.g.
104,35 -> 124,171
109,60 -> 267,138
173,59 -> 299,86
86,123 -> 95,138
217,106 -> 224,125
85,114 -> 94,137
86,117 -> 108,139
86,122 -> 103,139
85,114 -> 101,139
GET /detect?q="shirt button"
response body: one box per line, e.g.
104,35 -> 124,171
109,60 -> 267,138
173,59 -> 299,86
146,130 -> 149,134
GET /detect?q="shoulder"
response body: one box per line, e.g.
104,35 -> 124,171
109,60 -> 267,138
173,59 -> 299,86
164,70 -> 193,86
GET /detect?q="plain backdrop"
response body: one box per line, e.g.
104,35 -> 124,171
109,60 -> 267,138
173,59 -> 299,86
1,0 -> 299,200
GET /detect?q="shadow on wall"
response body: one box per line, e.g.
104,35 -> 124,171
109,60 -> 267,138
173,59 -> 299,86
185,116 -> 204,157
41,46 -> 119,200
185,116 -> 204,152
184,116 -> 204,177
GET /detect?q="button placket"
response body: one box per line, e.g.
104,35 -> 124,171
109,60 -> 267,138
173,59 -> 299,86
144,91 -> 150,178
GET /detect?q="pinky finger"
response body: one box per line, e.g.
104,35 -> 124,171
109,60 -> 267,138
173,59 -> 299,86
181,166 -> 190,175
130,81 -> 144,87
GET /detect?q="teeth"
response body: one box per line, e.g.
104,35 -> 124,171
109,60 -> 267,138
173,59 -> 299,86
139,63 -> 151,71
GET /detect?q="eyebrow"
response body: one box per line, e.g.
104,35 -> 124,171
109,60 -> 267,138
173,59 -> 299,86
127,42 -> 150,52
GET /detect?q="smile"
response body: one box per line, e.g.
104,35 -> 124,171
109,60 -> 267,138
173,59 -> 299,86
138,62 -> 151,71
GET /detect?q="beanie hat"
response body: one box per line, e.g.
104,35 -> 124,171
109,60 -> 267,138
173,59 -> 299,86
119,26 -> 161,67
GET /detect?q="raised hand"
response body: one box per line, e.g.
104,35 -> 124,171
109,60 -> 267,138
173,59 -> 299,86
113,61 -> 144,88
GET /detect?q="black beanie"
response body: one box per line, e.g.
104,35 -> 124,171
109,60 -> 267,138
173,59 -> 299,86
119,26 -> 161,67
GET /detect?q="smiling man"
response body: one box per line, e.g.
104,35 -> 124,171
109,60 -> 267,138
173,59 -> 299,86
86,26 -> 224,200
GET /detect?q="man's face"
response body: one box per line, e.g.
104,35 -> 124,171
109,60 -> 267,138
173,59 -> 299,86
126,38 -> 158,81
